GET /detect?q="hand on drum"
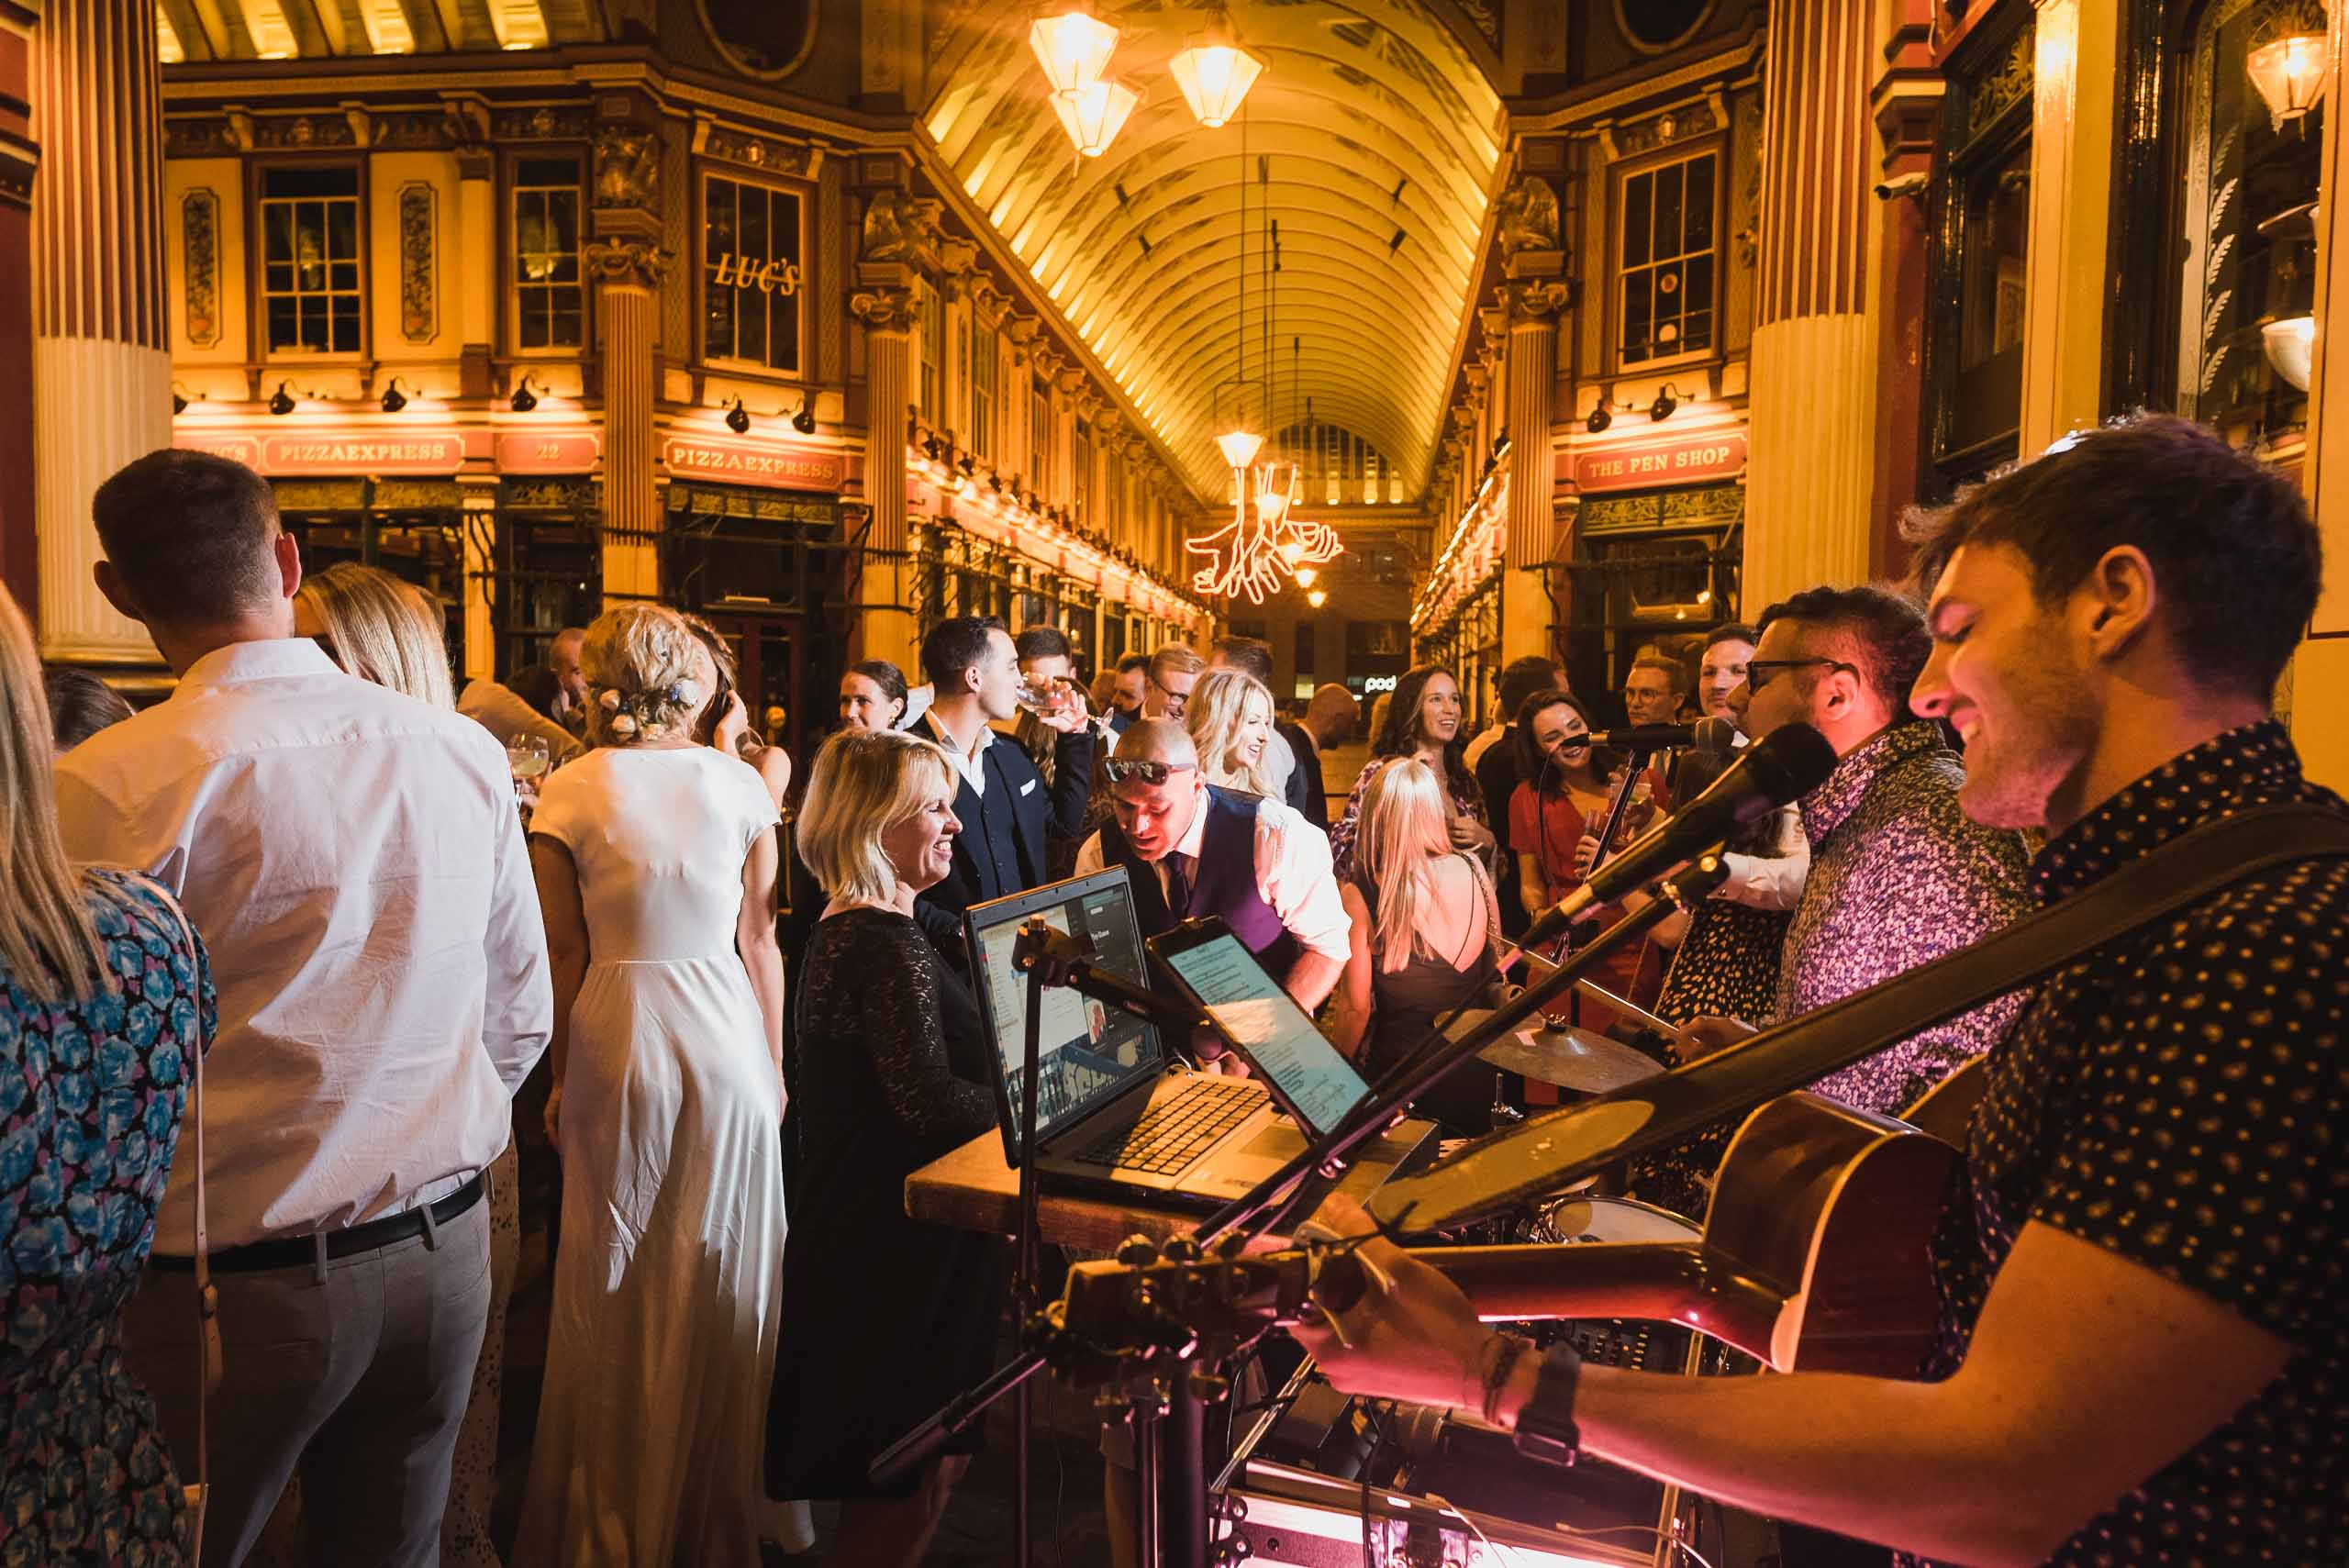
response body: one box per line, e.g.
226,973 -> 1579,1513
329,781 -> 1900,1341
1671,1014 -> 1756,1061
1291,1195 -> 1497,1415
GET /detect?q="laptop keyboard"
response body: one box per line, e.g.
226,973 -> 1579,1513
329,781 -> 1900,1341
1070,1078 -> 1260,1174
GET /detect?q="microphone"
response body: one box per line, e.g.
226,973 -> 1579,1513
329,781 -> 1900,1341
1582,717 -> 1739,753
1524,723 -> 1837,945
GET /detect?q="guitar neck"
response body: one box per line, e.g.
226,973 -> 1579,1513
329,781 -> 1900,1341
1414,1241 -> 1787,1363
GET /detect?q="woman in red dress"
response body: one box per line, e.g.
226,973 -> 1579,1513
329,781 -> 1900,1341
1507,691 -> 1665,1040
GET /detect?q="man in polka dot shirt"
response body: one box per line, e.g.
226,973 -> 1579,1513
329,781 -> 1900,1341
1297,414 -> 2344,1567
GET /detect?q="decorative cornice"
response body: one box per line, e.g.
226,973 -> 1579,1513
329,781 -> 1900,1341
851,285 -> 920,333
968,274 -> 1010,329
592,125 -> 662,212
1030,342 -> 1068,383
584,239 -> 669,289
1498,278 -> 1575,325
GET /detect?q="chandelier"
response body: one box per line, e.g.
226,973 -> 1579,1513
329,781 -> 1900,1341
1030,2 -> 1265,157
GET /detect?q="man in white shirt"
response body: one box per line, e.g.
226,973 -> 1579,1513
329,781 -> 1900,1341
53,449 -> 552,1568
1075,719 -> 1350,1027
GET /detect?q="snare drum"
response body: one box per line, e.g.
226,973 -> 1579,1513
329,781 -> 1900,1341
1527,1192 -> 1699,1246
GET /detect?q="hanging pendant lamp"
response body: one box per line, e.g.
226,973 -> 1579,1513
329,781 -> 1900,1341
1030,6 -> 1120,96
1052,76 -> 1141,157
1169,8 -> 1264,128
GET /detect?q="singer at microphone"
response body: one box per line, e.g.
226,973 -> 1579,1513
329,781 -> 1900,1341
1519,723 -> 1839,951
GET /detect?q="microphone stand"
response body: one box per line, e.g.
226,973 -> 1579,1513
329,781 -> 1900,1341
876,859 -> 1727,1568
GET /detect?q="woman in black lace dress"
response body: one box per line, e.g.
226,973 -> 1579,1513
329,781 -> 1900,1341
766,726 -> 1003,1567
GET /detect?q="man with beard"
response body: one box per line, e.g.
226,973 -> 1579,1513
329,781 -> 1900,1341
1297,414 -> 2346,1568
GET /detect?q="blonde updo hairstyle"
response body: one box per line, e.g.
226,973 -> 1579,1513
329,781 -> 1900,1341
296,562 -> 455,709
581,604 -> 705,747
798,726 -> 959,906
1185,668 -> 1279,797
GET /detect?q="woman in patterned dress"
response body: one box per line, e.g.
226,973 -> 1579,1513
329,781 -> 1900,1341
1330,664 -> 1497,880
1,584 -> 211,1566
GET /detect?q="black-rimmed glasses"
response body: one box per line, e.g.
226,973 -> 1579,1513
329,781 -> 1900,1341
1746,658 -> 1856,692
1103,759 -> 1197,785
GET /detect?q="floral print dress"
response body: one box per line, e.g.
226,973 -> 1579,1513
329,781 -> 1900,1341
2,869 -> 212,1566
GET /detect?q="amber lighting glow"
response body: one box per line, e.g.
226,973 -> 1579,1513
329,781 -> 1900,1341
1168,11 -> 1264,128
1030,7 -> 1121,96
1052,78 -> 1141,158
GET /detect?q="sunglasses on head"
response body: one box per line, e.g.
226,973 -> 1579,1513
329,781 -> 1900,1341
1104,759 -> 1197,785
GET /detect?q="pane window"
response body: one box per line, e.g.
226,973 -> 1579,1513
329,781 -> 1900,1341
2175,2 -> 2321,433
1030,383 -> 1049,489
1073,420 -> 1092,525
1948,141 -> 2032,453
969,324 -> 996,457
261,166 -> 362,354
703,174 -> 806,372
919,283 -> 942,417
512,157 -> 583,350
1618,150 -> 1718,366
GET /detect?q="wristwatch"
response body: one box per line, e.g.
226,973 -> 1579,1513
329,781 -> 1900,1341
1512,1340 -> 1583,1468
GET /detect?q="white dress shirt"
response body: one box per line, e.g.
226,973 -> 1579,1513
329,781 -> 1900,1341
1074,793 -> 1352,965
1462,722 -> 1508,772
925,707 -> 992,798
1715,806 -> 1812,911
54,638 -> 553,1249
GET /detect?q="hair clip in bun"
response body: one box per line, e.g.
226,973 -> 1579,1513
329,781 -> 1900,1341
609,713 -> 640,738
674,679 -> 701,706
598,689 -> 622,711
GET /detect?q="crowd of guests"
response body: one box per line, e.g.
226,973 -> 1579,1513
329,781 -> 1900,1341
4,439 -> 2103,1568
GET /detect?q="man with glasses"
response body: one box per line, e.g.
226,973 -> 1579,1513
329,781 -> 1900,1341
1142,641 -> 1203,723
1676,584 -> 2032,1121
1074,718 -> 1350,1028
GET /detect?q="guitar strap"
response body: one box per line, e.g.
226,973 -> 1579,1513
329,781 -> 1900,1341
1373,801 -> 2349,1228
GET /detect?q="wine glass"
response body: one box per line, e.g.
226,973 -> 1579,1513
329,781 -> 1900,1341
507,736 -> 551,792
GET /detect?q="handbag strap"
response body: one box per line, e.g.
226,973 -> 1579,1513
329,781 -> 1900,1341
1377,800 -> 2349,1225
122,875 -> 217,1541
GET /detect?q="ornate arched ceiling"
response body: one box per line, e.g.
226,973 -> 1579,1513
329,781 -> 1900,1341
923,2 -> 1503,504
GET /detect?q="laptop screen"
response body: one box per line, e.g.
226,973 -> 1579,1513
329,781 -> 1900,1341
1153,930 -> 1371,1140
965,869 -> 1163,1162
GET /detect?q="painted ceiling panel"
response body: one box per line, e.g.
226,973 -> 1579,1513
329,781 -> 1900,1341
925,0 -> 1502,500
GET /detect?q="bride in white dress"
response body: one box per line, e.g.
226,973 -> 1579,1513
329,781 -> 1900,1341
516,605 -> 807,1564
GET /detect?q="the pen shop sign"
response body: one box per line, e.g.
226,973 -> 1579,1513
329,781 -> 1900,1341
1567,430 -> 1747,494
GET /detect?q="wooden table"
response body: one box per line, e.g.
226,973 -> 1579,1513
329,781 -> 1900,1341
905,1117 -> 1441,1253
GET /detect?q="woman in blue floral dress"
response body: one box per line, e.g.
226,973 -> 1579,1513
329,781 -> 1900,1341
0,584 -> 211,1566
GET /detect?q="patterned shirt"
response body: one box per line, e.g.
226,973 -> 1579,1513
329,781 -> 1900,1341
1914,720 -> 2348,1566
1778,721 -> 2033,1112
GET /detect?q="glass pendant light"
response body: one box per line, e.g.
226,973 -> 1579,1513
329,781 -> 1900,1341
1030,6 -> 1120,97
2245,28 -> 2329,130
1169,8 -> 1264,128
1052,76 -> 1141,157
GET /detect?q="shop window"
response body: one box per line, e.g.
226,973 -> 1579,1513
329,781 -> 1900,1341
512,157 -> 583,351
919,282 -> 943,417
1073,419 -> 1093,524
2175,0 -> 2322,436
1617,150 -> 1716,367
702,173 -> 806,373
1947,142 -> 2032,454
1294,620 -> 1315,685
1107,448 -> 1125,533
968,323 -> 996,457
261,166 -> 362,354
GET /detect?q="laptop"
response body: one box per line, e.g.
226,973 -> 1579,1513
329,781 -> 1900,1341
963,871 -> 1410,1205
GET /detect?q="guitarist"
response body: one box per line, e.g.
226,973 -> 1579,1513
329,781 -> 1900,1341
1297,415 -> 2346,1567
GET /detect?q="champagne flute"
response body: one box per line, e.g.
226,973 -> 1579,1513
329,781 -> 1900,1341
507,736 -> 551,791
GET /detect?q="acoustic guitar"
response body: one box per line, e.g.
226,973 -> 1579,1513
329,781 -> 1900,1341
1050,1065 -> 1984,1383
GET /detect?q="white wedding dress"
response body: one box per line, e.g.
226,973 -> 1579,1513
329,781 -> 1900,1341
516,744 -> 810,1565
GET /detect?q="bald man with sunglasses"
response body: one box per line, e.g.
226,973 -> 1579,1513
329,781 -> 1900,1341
1075,719 -> 1351,1039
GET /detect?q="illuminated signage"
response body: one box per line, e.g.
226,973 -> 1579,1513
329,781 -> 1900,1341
661,434 -> 843,492
1569,431 -> 1747,494
1363,674 -> 1399,693
497,432 -> 601,473
262,432 -> 465,475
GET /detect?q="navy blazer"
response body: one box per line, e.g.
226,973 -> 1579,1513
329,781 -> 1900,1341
914,721 -> 1095,966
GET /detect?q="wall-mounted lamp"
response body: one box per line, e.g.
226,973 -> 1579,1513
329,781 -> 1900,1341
725,396 -> 751,434
172,383 -> 193,416
380,376 -> 411,414
268,382 -> 296,416
509,375 -> 540,413
1650,384 -> 1683,422
1586,396 -> 1615,434
792,396 -> 818,436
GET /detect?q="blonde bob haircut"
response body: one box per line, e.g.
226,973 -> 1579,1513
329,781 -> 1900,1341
582,604 -> 703,746
295,562 -> 456,710
1185,669 -> 1279,798
799,726 -> 959,907
0,587 -> 113,1000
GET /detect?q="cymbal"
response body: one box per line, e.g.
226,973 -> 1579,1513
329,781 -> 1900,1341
1477,1024 -> 1665,1093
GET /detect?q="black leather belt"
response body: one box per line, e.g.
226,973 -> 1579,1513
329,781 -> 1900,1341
150,1173 -> 486,1274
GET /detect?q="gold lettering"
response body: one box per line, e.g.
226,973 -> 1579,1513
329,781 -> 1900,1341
713,251 -> 740,287
753,261 -> 776,293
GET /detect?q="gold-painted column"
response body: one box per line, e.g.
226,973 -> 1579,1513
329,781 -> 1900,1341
586,240 -> 665,605
2288,0 -> 2349,790
852,284 -> 919,671
1743,0 -> 1878,611
31,0 -> 169,660
2017,0 -> 2120,454
1499,278 -> 1569,667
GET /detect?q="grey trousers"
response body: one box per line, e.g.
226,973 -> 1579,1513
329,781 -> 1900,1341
125,1195 -> 493,1568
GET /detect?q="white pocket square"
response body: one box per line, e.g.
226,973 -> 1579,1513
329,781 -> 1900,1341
1020,778 -> 1038,795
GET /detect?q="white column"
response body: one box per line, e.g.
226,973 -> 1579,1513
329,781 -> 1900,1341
32,0 -> 170,661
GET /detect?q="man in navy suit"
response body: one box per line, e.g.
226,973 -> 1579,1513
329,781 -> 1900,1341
912,615 -> 1096,969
